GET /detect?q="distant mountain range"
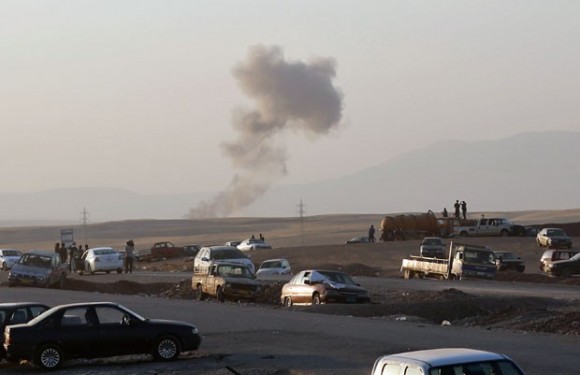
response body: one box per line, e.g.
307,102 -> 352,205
0,131 -> 578,224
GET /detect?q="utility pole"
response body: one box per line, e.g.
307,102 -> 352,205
79,207 -> 90,245
296,199 -> 307,246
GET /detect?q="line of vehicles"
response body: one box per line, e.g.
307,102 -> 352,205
1,300 -> 529,373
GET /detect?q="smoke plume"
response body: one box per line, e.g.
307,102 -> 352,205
189,45 -> 343,218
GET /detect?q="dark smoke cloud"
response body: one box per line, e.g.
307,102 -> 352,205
189,45 -> 343,218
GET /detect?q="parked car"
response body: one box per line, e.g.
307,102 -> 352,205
280,269 -> 370,307
237,238 -> 272,251
183,244 -> 202,257
539,249 -> 579,272
80,247 -> 124,275
0,249 -> 22,271
3,301 -> 202,370
0,303 -> 50,360
536,228 -> 573,249
345,236 -> 369,244
371,348 -> 526,375
192,261 -> 262,302
545,252 -> 580,277
494,250 -> 525,272
256,258 -> 292,276
419,237 -> 445,258
194,246 -> 255,274
8,250 -> 68,289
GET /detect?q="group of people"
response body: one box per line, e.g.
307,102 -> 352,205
54,242 -> 88,272
250,233 -> 265,241
442,200 -> 468,220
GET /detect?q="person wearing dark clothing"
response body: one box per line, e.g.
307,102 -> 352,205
259,233 -> 265,241
124,240 -> 135,274
58,243 -> 68,263
442,208 -> 448,217
54,242 -> 60,253
460,201 -> 467,220
368,225 -> 376,243
251,234 -> 255,240
454,200 -> 460,218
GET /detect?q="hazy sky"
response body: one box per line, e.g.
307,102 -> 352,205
2,1 -> 579,196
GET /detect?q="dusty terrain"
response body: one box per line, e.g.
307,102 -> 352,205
1,214 -> 579,338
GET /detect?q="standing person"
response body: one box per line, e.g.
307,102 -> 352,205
454,200 -> 460,218
68,242 -> 78,272
461,201 -> 467,220
54,242 -> 60,254
259,233 -> 265,241
58,243 -> 68,264
368,225 -> 376,243
124,240 -> 134,274
442,208 -> 448,217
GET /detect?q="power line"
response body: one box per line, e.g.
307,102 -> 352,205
296,199 -> 307,246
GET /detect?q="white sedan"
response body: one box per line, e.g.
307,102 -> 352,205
237,239 -> 272,252
257,258 -> 291,276
81,247 -> 124,274
0,249 -> 22,271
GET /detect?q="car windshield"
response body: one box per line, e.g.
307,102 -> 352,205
3,250 -> 21,256
547,229 -> 567,236
317,271 -> 356,285
570,253 -> 580,261
423,239 -> 442,245
217,265 -> 252,277
261,261 -> 282,269
464,250 -> 495,265
495,252 -> 517,260
20,254 -> 52,268
213,249 -> 245,260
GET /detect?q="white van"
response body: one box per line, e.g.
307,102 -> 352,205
194,246 -> 255,275
371,348 -> 526,375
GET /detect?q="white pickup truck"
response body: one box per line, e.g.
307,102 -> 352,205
452,217 -> 517,238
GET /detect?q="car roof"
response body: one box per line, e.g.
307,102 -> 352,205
48,301 -> 122,310
88,247 -> 115,251
376,348 -> 506,368
261,258 -> 287,263
203,245 -> 238,251
0,302 -> 49,308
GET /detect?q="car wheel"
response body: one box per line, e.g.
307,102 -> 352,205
500,230 -> 509,237
216,286 -> 225,302
153,335 -> 181,361
1,262 -> 6,271
195,284 -> 206,301
117,268 -> 122,274
459,231 -> 468,238
106,270 -> 111,274
284,296 -> 293,307
312,293 -> 321,305
34,343 -> 63,370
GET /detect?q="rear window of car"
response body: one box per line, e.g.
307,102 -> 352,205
95,249 -> 116,255
3,250 -> 21,256
423,239 -> 443,245
213,249 -> 245,260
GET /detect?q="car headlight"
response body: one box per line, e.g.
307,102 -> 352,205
192,327 -> 199,335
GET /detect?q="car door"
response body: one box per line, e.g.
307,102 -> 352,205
294,271 -> 315,304
57,307 -> 101,358
93,306 -> 147,356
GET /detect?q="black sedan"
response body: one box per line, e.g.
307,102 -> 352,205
3,302 -> 201,370
494,251 -> 525,272
0,303 -> 50,359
